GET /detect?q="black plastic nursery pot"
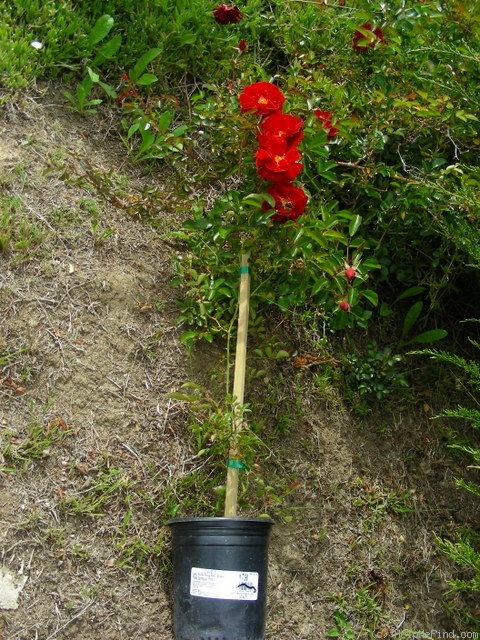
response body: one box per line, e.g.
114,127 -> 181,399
167,517 -> 274,640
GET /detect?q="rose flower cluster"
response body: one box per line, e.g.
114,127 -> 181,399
239,81 -> 308,224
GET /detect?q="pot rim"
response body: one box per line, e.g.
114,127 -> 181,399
167,516 -> 274,526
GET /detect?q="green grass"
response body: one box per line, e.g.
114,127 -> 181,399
59,466 -> 132,518
0,193 -> 47,263
1,416 -> 75,472
0,0 -> 87,89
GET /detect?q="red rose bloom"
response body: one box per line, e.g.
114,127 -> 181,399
262,182 -> 308,223
239,81 -> 285,116
313,109 -> 333,125
314,109 -> 340,139
353,23 -> 386,50
255,139 -> 303,182
257,112 -> 304,148
213,3 -> 243,25
326,125 -> 340,139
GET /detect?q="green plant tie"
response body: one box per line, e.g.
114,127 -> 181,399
239,265 -> 250,274
227,459 -> 248,469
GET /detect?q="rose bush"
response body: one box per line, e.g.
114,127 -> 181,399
160,0 -> 477,349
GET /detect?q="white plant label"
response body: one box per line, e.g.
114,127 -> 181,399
190,567 -> 259,601
0,566 -> 28,610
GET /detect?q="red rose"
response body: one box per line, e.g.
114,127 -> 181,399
213,3 -> 243,25
255,139 -> 303,182
238,38 -> 247,52
314,109 -> 340,139
313,109 -> 333,125
339,300 -> 351,312
326,125 -> 340,139
262,182 -> 308,223
257,112 -> 304,148
239,81 -> 285,116
353,23 -> 386,50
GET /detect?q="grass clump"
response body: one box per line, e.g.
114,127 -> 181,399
1,414 -> 75,472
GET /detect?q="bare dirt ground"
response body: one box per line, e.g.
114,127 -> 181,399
0,84 -> 478,639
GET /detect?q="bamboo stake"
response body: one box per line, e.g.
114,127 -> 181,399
224,254 -> 250,517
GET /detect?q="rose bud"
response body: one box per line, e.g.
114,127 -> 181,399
345,266 -> 356,281
339,300 -> 351,312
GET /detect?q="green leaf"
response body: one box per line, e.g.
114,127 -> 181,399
311,278 -> 328,295
94,34 -> 122,61
455,109 -> 479,122
319,171 -> 338,184
84,99 -> 102,108
184,217 -> 213,230
394,286 -> 425,303
136,73 -> 158,86
275,350 -> 290,359
170,503 -> 181,518
402,300 -> 423,337
332,610 -> 347,626
303,230 -> 327,248
404,329 -> 448,345
171,124 -> 188,137
127,121 -> 140,139
168,392 -> 197,402
77,75 -> 93,100
97,79 -> 117,99
130,48 -> 163,82
88,15 -> 114,46
379,302 -> 393,317
278,296 -> 293,311
63,90 -> 75,104
87,67 -> 100,83
180,330 -> 200,344
326,628 -> 340,637
157,111 -> 173,131
242,193 -> 270,208
362,289 -> 378,306
323,230 -> 345,240
179,33 -> 197,45
136,129 -> 155,157
431,157 -> 448,169
361,257 -> 382,270
348,214 -> 362,237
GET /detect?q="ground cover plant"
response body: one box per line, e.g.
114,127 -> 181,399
1,0 -> 479,637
